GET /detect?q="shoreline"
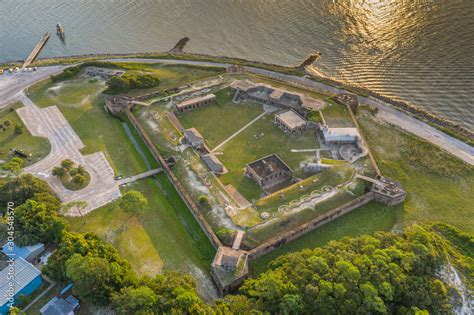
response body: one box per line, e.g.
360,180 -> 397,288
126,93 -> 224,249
1,50 -> 472,145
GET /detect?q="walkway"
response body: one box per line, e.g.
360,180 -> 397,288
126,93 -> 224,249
23,278 -> 56,312
107,58 -> 473,165
232,231 -> 245,250
212,111 -> 267,152
117,168 -> 163,185
355,174 -> 381,185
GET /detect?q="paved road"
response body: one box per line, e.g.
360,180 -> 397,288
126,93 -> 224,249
107,58 -> 473,165
0,65 -> 65,108
17,93 -> 121,216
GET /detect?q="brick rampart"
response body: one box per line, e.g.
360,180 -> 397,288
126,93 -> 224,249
248,192 -> 374,259
126,111 -> 222,249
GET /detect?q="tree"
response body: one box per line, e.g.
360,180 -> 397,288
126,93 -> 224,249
14,200 -> 65,246
119,190 -> 148,223
2,157 -> 24,172
61,159 -> 74,170
198,195 -> 211,209
72,174 -> 86,185
214,295 -> 260,314
43,232 -> 131,283
52,166 -> 66,177
8,307 -> 25,315
77,165 -> 86,175
66,254 -> 133,305
111,286 -> 158,314
4,120 -> 11,129
140,272 -> 210,313
14,124 -> 22,134
0,174 -> 59,213
239,226 -> 454,314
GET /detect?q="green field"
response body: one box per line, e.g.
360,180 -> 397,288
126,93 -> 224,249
65,175 -> 215,277
250,108 -> 474,274
178,88 -> 264,149
218,114 -> 320,200
320,100 -> 355,127
0,103 -> 50,166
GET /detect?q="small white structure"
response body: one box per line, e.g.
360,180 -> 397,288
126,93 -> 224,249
320,125 -> 360,144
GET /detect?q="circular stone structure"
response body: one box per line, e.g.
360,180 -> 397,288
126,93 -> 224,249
339,144 -> 362,162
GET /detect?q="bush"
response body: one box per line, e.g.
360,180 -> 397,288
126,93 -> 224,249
105,74 -> 160,94
51,66 -> 81,82
198,195 -> 211,209
72,174 -> 86,184
1,157 -> 24,172
14,124 -> 22,134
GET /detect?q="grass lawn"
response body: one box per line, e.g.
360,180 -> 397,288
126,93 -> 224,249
177,88 -> 264,149
218,115 -> 320,200
320,100 -> 355,127
27,77 -> 148,177
250,108 -> 474,274
254,164 -> 354,213
65,175 -> 215,280
0,103 -> 50,166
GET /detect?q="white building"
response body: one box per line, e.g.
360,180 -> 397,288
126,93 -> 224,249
320,125 -> 360,144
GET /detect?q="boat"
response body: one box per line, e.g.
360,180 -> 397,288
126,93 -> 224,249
56,23 -> 64,36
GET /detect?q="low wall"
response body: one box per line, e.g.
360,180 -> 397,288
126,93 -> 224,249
126,111 -> 222,249
248,192 -> 374,259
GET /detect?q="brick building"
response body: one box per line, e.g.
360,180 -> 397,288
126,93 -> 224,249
175,94 -> 216,113
246,154 -> 293,190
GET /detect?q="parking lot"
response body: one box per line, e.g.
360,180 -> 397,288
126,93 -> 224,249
17,93 -> 121,215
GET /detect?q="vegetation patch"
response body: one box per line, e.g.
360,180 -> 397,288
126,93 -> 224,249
52,159 -> 91,191
0,103 -> 51,167
242,224 -> 472,314
105,73 -> 161,94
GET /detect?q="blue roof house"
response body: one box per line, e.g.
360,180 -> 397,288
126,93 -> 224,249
1,243 -> 45,262
0,257 -> 43,314
40,295 -> 80,315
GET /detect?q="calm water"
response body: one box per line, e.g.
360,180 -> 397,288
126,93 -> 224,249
1,0 -> 473,129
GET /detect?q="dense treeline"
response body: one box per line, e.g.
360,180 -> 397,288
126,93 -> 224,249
51,66 -> 81,82
240,226 -> 467,314
1,175 -> 471,314
105,73 -> 161,94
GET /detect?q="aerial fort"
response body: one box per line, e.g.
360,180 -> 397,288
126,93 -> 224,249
107,70 -> 407,293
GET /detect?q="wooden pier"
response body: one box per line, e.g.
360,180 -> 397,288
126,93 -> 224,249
22,33 -> 50,69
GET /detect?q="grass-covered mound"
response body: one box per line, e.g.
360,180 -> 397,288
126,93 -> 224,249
105,73 -> 160,94
52,159 -> 90,191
